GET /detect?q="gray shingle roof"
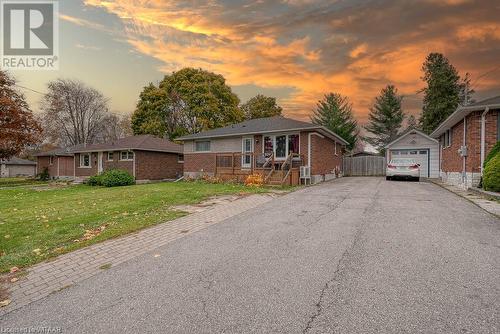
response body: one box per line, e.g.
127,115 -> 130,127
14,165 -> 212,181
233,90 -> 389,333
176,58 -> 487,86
34,145 -> 85,157
72,135 -> 182,153
35,135 -> 182,156
176,116 -> 347,143
430,95 -> 500,138
1,157 -> 36,165
468,95 -> 500,107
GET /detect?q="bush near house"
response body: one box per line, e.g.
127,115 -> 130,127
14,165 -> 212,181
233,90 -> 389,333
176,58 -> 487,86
87,169 -> 135,187
484,141 -> 500,168
483,153 -> 500,192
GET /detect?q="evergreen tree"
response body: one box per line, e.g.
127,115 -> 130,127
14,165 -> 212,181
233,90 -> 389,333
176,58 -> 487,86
364,85 -> 404,153
311,93 -> 358,150
419,53 -> 465,134
405,114 -> 418,131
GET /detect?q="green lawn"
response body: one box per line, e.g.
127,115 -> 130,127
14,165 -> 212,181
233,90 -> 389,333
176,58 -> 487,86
0,177 -> 47,188
0,181 -> 268,272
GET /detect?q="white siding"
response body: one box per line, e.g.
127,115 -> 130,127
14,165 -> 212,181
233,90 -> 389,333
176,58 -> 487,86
386,131 -> 440,178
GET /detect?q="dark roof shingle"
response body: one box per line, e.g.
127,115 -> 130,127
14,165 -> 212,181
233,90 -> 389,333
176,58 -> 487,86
176,116 -> 320,141
72,135 -> 182,153
1,157 -> 36,165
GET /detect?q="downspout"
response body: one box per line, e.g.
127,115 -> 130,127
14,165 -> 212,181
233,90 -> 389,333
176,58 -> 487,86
307,133 -> 312,168
480,107 -> 490,174
462,117 -> 467,186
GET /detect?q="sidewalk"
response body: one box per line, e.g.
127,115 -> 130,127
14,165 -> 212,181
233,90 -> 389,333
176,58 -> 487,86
432,180 -> 500,217
0,193 -> 275,316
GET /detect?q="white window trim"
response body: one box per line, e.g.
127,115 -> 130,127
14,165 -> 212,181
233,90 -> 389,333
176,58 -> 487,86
49,156 -> 53,165
194,140 -> 211,152
107,152 -> 114,161
262,133 -> 300,160
241,136 -> 254,169
178,154 -> 184,163
120,151 -> 134,161
334,142 -> 338,156
79,153 -> 91,168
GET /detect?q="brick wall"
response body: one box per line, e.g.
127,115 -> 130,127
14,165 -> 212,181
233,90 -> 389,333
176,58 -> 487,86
37,156 -> 74,178
102,152 -> 133,176
441,110 -> 498,173
74,153 -> 98,177
184,153 -> 216,174
135,150 -> 183,180
310,133 -> 343,175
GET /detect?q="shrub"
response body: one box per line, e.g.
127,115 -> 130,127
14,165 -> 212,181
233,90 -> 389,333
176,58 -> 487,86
99,169 -> 135,187
245,173 -> 263,187
86,169 -> 134,187
87,174 -> 103,186
483,153 -> 500,192
484,141 -> 500,168
38,167 -> 50,181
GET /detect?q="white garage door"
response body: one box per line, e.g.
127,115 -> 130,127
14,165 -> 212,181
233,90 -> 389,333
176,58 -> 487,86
390,149 -> 430,177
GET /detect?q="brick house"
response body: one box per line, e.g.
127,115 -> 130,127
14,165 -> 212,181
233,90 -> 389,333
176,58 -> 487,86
430,96 -> 500,188
36,135 -> 184,181
35,146 -> 83,179
176,116 -> 348,185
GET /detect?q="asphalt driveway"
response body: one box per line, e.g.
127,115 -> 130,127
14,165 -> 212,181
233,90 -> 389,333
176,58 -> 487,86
1,177 -> 499,333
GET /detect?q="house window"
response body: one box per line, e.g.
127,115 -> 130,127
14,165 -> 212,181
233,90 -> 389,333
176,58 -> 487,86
264,136 -> 273,157
263,134 -> 300,159
334,142 -> 337,156
195,141 -> 211,152
49,156 -> 53,165
444,129 -> 452,147
288,134 -> 300,155
120,151 -> 134,161
107,152 -> 114,161
178,154 -> 184,163
80,153 -> 91,167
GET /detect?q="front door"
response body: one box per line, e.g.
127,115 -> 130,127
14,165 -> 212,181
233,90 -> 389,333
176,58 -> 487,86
242,137 -> 253,168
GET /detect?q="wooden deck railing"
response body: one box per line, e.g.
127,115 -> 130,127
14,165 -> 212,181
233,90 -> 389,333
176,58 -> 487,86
215,152 -> 305,184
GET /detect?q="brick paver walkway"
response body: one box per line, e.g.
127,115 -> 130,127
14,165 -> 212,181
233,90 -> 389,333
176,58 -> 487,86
0,193 -> 275,316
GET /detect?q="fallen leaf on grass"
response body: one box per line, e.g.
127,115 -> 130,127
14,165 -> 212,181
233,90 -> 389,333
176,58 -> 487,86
4,235 -> 10,239
0,299 -> 11,307
10,267 -> 18,273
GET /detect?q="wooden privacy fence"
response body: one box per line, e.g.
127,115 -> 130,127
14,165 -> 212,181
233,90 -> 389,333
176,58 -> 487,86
343,156 -> 386,176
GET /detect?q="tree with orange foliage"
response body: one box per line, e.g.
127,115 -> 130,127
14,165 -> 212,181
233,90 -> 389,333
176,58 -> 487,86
0,71 -> 42,159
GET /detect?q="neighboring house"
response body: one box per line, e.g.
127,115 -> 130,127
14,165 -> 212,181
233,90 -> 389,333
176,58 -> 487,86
176,116 -> 348,185
430,96 -> 500,188
35,135 -> 184,181
35,146 -> 80,179
0,157 -> 36,178
71,135 -> 183,181
385,129 -> 440,178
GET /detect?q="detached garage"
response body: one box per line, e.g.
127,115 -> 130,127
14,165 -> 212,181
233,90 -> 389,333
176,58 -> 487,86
385,129 -> 439,178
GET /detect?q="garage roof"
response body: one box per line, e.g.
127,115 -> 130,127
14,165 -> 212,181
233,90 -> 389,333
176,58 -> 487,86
385,129 -> 438,149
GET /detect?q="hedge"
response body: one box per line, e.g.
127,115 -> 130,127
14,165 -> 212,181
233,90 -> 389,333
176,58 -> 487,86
483,153 -> 500,192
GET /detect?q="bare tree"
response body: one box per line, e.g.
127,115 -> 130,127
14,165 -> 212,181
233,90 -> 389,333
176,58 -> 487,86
41,79 -> 110,146
98,113 -> 133,142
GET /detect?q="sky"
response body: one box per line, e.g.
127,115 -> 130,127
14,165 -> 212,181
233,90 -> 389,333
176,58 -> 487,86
13,0 -> 500,124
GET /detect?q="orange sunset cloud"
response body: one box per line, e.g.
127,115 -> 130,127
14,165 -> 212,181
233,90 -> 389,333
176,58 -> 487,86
79,0 -> 500,123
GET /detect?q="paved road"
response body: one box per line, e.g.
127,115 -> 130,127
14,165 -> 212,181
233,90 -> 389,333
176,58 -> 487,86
1,178 -> 499,333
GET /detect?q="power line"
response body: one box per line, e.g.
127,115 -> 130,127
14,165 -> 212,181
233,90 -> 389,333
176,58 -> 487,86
14,83 -> 129,117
